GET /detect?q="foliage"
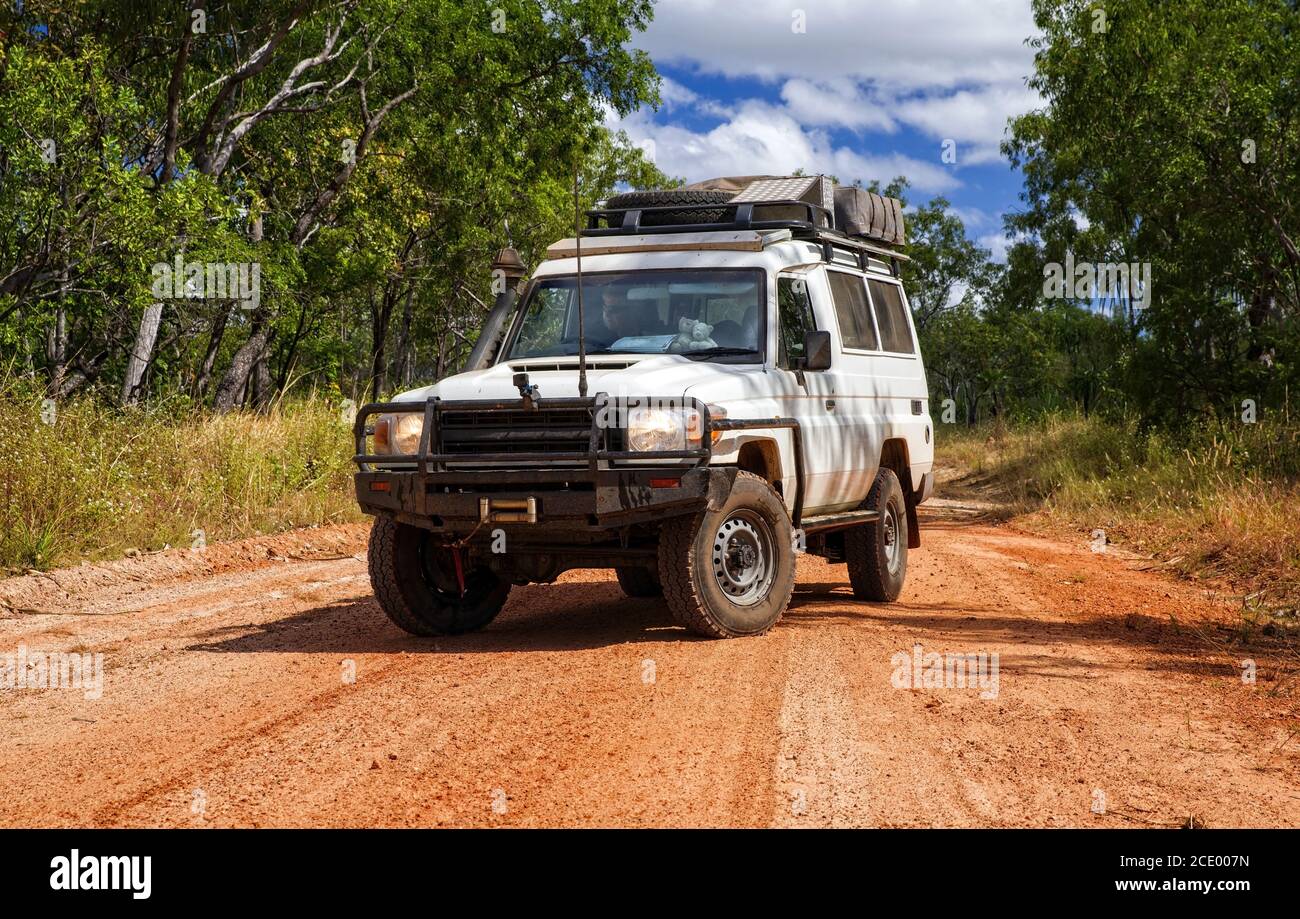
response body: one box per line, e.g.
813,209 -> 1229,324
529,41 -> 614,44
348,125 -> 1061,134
939,413 -> 1300,605
0,1 -> 673,406
0,374 -> 361,571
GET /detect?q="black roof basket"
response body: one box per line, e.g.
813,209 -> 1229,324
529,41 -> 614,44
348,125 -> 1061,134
584,198 -> 831,235
582,198 -> 909,263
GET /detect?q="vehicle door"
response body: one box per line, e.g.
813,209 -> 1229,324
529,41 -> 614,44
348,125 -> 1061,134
819,267 -> 885,508
771,271 -> 844,514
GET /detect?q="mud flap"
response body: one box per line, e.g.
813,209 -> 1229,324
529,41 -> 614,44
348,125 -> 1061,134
906,497 -> 921,548
705,466 -> 740,512
904,470 -> 925,549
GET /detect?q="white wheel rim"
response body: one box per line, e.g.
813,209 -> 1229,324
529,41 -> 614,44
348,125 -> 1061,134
711,510 -> 776,606
884,505 -> 902,575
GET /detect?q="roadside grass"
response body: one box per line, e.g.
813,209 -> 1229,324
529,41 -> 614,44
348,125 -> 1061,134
935,413 -> 1300,623
0,387 -> 361,574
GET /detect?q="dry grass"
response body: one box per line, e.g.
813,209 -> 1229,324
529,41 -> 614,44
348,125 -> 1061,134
0,390 -> 361,573
936,413 -> 1300,613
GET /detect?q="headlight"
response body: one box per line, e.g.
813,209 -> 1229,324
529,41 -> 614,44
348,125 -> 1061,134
626,406 -> 703,452
374,412 -> 424,455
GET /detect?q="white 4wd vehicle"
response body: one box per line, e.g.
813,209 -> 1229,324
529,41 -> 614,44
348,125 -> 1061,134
353,177 -> 934,638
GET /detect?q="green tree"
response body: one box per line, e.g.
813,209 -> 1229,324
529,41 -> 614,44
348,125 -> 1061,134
1004,0 -> 1300,423
0,0 -> 670,407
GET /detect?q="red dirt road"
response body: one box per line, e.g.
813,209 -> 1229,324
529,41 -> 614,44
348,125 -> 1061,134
1,508 -> 1297,828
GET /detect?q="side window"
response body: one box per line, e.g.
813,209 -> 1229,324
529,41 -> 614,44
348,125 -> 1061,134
777,276 -> 816,367
514,286 -> 570,357
827,270 -> 878,350
868,279 -> 916,354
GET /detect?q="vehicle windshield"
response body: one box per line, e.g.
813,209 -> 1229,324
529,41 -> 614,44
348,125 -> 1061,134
505,269 -> 764,360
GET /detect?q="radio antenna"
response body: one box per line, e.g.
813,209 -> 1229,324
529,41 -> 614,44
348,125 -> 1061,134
573,166 -> 589,399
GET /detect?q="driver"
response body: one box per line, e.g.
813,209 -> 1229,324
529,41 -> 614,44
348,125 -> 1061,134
599,284 -> 643,341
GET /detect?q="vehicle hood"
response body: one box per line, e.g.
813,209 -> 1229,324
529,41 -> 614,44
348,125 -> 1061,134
392,355 -> 763,405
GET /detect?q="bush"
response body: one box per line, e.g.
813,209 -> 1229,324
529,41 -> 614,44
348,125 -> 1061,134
937,413 -> 1300,605
0,387 -> 360,572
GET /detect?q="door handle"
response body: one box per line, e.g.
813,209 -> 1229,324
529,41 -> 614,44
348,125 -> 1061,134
824,398 -> 836,411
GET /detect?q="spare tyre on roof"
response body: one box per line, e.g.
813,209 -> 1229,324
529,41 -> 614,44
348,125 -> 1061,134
603,189 -> 734,226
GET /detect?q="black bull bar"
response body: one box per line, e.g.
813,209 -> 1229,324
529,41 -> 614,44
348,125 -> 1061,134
352,394 -> 806,530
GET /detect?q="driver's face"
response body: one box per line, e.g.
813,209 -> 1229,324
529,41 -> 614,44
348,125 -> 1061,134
601,289 -> 637,336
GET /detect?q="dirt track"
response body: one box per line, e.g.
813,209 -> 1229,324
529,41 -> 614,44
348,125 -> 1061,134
1,504 -> 1297,828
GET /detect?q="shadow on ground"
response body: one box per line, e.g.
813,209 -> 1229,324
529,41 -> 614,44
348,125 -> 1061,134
184,566 -> 1262,685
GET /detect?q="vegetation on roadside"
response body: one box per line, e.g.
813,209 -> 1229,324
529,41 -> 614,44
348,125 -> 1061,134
2,1 -> 1297,597
937,414 -> 1300,611
0,380 -> 359,573
1,1 -> 669,408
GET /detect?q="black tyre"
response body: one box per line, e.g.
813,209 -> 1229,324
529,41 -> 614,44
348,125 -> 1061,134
605,189 -> 733,227
844,468 -> 909,602
658,472 -> 796,638
368,517 -> 510,636
615,565 -> 662,598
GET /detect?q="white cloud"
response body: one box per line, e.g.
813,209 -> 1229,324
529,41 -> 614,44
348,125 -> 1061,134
778,79 -> 897,133
658,76 -> 700,107
617,1 -> 1043,196
978,232 -> 1012,263
892,85 -> 1041,164
610,100 -> 960,194
657,76 -> 735,118
636,0 -> 1038,91
949,206 -> 995,230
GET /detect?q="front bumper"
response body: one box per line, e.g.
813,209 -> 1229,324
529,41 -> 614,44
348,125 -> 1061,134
352,394 -> 806,537
357,464 -> 745,535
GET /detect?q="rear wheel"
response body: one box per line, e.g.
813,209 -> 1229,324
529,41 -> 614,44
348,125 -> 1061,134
368,517 -> 510,636
615,565 -> 662,598
845,468 -> 909,602
658,472 -> 796,638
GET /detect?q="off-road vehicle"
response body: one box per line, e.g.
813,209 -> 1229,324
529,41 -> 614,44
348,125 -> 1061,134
353,174 -> 934,638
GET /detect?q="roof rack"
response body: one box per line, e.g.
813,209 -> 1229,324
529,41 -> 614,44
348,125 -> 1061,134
582,199 -> 909,265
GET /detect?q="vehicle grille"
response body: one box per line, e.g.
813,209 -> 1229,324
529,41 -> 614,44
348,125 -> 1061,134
437,406 -> 621,457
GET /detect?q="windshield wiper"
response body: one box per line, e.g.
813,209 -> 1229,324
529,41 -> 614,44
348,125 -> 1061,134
682,346 -> 760,359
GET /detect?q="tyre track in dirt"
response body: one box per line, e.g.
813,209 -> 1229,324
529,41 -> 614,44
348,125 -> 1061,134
0,513 -> 1297,827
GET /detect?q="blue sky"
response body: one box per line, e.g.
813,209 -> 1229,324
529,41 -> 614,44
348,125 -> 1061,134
609,0 -> 1042,261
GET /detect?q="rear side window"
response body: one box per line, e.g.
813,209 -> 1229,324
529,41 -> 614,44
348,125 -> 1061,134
827,271 -> 878,350
868,280 -> 916,354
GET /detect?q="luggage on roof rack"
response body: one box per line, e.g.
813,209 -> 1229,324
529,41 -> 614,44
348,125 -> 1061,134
589,174 -> 906,251
833,185 -> 905,247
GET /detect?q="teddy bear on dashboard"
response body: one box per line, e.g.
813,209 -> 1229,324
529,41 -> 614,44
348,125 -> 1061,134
672,316 -> 716,352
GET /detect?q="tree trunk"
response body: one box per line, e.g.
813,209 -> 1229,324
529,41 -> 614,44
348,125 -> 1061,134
46,306 -> 67,398
195,305 -> 230,398
212,314 -> 269,413
211,212 -> 265,412
394,286 -> 415,389
1246,261 -> 1277,363
370,285 -> 397,402
435,318 -> 448,380
121,302 -> 164,406
250,350 -> 273,411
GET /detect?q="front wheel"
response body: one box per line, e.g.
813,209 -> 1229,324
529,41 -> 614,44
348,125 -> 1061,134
844,468 -> 909,602
658,472 -> 796,638
368,517 -> 510,636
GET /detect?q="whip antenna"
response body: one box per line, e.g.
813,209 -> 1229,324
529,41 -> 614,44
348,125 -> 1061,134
574,167 -> 589,399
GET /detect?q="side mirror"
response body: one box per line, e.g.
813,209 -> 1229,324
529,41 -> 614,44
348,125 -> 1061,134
803,330 -> 832,370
